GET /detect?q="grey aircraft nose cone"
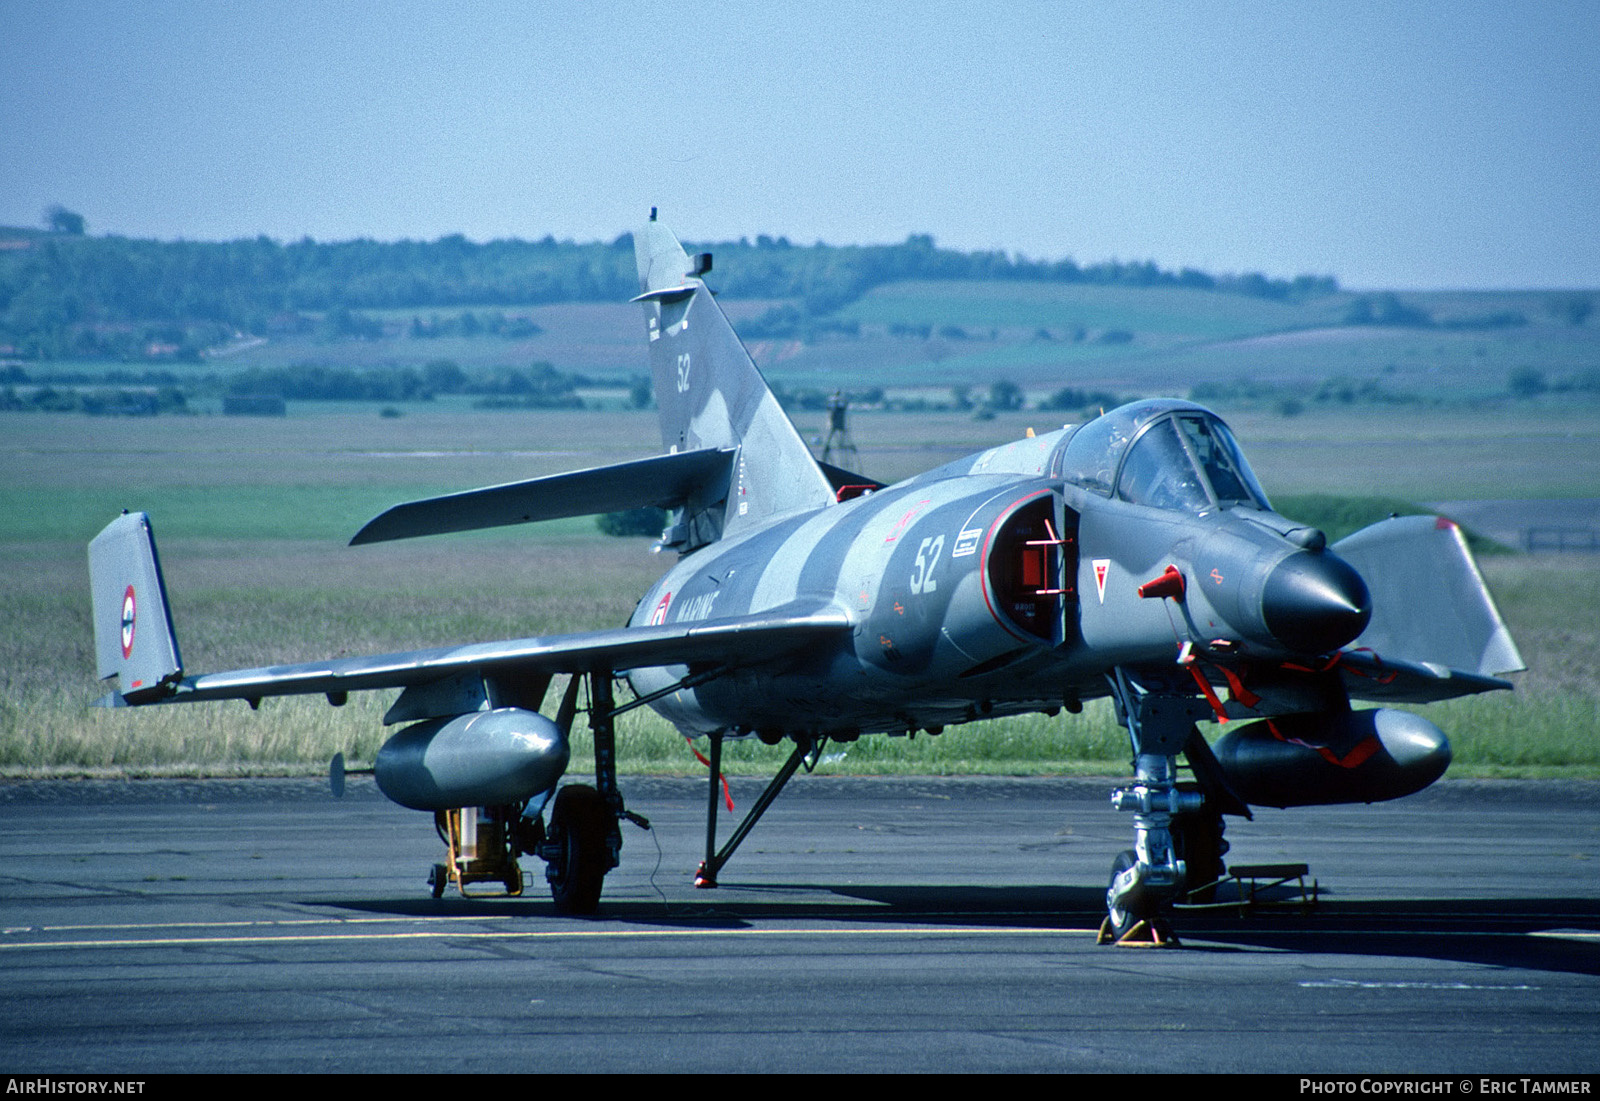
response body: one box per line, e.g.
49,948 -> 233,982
1262,550 -> 1372,654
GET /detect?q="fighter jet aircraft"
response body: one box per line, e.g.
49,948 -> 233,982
89,212 -> 1523,941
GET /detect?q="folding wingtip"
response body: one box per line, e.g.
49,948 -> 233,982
1485,626 -> 1528,679
349,510 -> 400,546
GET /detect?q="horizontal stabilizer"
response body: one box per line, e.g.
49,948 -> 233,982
350,447 -> 734,545
630,284 -> 697,304
1334,514 -> 1524,678
104,599 -> 853,707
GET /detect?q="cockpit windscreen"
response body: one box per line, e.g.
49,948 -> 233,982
1061,400 -> 1270,513
1117,419 -> 1210,511
1172,415 -> 1268,508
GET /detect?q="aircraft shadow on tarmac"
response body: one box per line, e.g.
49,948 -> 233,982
321,885 -> 1600,977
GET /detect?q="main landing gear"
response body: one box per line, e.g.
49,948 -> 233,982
424,670 -> 638,914
1101,849 -> 1179,946
425,782 -> 622,914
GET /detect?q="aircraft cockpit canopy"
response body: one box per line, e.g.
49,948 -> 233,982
1059,399 -> 1270,513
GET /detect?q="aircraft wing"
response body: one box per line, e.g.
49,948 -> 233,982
1335,649 -> 1514,704
350,447 -> 734,545
1334,514 -> 1524,671
94,506 -> 847,708
1325,513 -> 1523,704
96,598 -> 853,708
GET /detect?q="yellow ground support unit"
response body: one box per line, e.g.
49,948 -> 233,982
430,806 -> 525,898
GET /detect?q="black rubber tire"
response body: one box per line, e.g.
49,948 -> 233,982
1106,849 -> 1142,940
547,785 -> 610,915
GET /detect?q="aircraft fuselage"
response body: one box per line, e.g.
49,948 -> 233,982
628,425 -> 1369,743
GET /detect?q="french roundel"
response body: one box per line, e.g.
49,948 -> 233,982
121,585 -> 137,659
650,591 -> 672,626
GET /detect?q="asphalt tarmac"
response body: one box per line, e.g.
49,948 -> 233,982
1,775 -> 1597,1074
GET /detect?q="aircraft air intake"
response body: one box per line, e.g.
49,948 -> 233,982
983,493 -> 1074,644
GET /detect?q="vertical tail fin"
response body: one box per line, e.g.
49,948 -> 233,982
633,213 -> 833,539
88,511 -> 183,703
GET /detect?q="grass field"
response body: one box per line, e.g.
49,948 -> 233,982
842,279 -> 1341,341
2,400 -> 1596,781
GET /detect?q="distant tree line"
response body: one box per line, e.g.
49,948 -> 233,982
0,222 -> 1344,361
0,359 -> 597,413
596,507 -> 668,538
0,383 -> 189,416
769,381 -> 1128,419
1190,367 -> 1600,414
1339,292 -> 1594,331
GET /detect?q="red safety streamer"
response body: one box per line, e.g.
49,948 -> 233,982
684,736 -> 735,812
1184,660 -> 1230,724
1265,719 -> 1382,770
1214,663 -> 1261,709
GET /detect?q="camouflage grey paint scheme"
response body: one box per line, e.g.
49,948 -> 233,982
88,213 -> 1523,935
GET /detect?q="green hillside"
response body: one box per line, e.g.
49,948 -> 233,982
2,224 -> 1595,417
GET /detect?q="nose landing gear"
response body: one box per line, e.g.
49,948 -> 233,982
1099,848 -> 1180,946
1101,667 -> 1217,946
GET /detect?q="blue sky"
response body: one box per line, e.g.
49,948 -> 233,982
2,1 -> 1596,289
